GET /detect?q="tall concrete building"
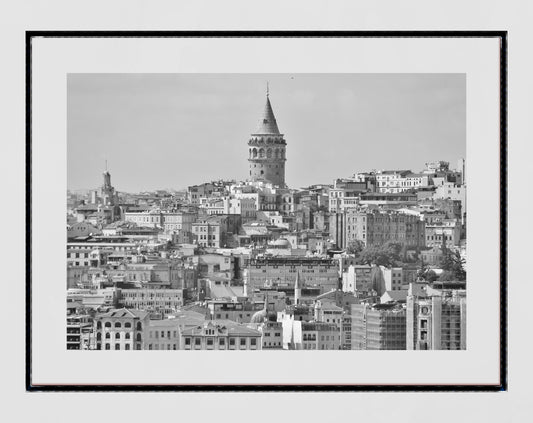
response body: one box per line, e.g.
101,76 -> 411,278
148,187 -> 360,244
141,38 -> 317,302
351,303 -> 406,350
330,210 -> 426,250
406,289 -> 466,350
248,88 -> 287,187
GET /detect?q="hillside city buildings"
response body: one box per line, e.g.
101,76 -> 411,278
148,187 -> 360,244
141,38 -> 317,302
67,89 -> 467,351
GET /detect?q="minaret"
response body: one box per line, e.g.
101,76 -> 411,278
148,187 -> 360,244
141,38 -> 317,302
294,270 -> 301,305
247,85 -> 287,187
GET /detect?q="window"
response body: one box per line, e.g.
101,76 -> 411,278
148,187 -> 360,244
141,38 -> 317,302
125,344 -> 130,350
115,344 -> 120,350
251,338 -> 257,346
229,338 -> 235,346
115,332 -> 120,339
136,333 -> 142,342
219,338 -> 225,346
115,322 -> 121,328
105,343 -> 110,350
125,322 -> 131,328
105,322 -> 111,328
105,332 -> 110,339
240,338 -> 246,347
185,338 -> 191,346
195,338 -> 201,346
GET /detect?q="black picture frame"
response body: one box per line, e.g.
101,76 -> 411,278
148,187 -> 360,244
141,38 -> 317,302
26,30 -> 507,392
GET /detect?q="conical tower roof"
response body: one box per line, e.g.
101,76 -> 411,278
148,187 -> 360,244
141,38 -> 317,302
255,95 -> 280,135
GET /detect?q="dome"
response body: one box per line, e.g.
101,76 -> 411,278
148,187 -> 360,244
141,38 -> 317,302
271,238 -> 291,248
250,308 -> 267,324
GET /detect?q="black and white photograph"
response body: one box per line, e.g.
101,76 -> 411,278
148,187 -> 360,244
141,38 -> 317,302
66,73 -> 467,353
26,32 -> 506,392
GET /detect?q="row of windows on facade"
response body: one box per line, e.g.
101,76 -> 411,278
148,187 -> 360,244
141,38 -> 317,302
249,136 -> 284,144
198,242 -> 218,247
255,265 -> 332,270
96,332 -> 142,341
426,234 -> 454,240
249,148 -> 285,159
379,188 -> 419,193
378,180 -> 423,186
196,234 -> 218,240
68,261 -> 90,267
259,269 -> 332,275
302,343 -> 340,350
122,292 -> 182,298
214,313 -> 251,319
129,216 -> 161,223
184,337 -> 258,347
123,302 -> 179,308
301,335 -> 341,342
97,343 -> 141,350
263,342 -> 282,347
68,252 -> 90,258
149,330 -> 178,339
148,344 -> 177,350
251,163 -> 283,169
97,321 -> 143,330
193,226 -> 219,232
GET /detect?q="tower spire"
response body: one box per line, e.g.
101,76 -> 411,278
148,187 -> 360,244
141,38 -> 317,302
266,81 -> 269,97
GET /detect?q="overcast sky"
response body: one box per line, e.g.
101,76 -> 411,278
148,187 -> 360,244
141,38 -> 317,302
67,73 -> 465,192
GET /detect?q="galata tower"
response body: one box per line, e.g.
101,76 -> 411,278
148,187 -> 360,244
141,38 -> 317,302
248,87 -> 287,187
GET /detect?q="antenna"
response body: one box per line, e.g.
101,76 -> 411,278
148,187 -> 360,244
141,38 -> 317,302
105,159 -> 108,172
266,81 -> 269,97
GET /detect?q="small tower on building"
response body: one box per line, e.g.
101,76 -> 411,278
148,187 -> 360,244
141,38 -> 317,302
247,85 -> 287,187
100,160 -> 117,206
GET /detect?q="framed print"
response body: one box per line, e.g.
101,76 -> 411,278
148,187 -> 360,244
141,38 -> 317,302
26,31 -> 507,391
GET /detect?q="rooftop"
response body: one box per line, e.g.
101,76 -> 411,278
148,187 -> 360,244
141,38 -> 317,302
253,95 -> 280,135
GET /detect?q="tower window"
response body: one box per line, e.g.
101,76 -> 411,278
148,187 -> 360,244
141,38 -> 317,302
261,170 -> 264,175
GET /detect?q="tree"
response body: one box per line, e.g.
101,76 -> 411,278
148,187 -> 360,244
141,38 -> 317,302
438,270 -> 455,281
441,248 -> 466,281
426,270 -> 438,283
358,241 -> 402,267
346,239 -> 365,255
